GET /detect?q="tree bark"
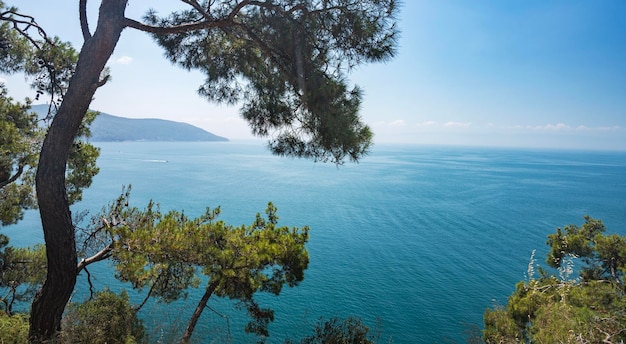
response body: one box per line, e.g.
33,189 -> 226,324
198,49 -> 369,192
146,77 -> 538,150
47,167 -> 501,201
29,1 -> 128,342
180,280 -> 219,344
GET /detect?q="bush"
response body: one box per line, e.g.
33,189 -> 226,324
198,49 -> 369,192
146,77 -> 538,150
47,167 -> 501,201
0,312 -> 29,344
286,317 -> 378,344
483,217 -> 626,343
60,289 -> 145,344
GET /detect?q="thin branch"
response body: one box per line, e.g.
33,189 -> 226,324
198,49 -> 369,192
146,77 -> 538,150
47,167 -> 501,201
233,1 -> 310,18
0,9 -> 70,111
134,271 -> 164,313
6,286 -> 16,316
44,102 -> 57,122
228,0 -> 252,21
181,0 -> 213,21
84,266 -> 95,300
206,304 -> 231,335
0,163 -> 24,189
1,13 -> 45,51
94,74 -> 110,89
79,0 -> 91,41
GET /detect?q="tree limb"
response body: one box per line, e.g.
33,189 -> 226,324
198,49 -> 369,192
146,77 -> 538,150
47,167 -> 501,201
181,0 -> 213,21
94,74 -> 110,89
124,17 -> 232,34
0,10 -> 49,51
0,9 -> 71,110
124,1 -> 311,35
84,266 -> 95,300
0,163 -> 24,189
76,242 -> 113,273
133,270 -> 164,313
231,1 -> 310,18
79,0 -> 91,41
180,280 -> 219,344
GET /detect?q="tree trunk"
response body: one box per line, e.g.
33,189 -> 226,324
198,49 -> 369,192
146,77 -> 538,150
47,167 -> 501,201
180,280 -> 219,344
29,1 -> 128,342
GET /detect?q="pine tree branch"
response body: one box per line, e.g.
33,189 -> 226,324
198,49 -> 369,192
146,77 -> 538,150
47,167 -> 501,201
84,266 -> 95,300
181,0 -> 213,21
76,242 -> 114,273
0,10 -> 51,51
0,163 -> 24,189
79,0 -> 91,41
134,271 -> 164,313
124,16 -> 233,34
122,1 -> 318,35
0,9 -> 71,108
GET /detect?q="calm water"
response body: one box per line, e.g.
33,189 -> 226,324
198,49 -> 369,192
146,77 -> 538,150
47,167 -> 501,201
5,142 -> 626,343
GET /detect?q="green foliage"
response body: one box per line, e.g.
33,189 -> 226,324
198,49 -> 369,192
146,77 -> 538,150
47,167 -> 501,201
547,216 -> 626,284
0,1 -> 77,104
0,87 -> 40,226
3,1 -> 398,340
145,0 -> 399,164
0,86 -> 100,225
0,232 -> 43,341
23,37 -> 77,104
65,110 -> 100,204
0,7 -> 98,225
60,289 -> 145,344
483,217 -> 626,343
483,307 -> 520,343
0,312 -> 29,343
285,317 -> 377,344
79,189 -> 309,340
0,3 -> 32,75
0,240 -> 46,315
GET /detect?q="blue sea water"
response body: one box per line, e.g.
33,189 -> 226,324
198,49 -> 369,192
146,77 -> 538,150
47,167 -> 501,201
5,142 -> 626,343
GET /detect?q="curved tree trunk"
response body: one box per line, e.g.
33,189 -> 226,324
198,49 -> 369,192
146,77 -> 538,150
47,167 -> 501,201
29,1 -> 128,341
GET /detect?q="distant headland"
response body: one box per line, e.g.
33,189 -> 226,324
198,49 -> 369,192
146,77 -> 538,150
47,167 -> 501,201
30,104 -> 229,142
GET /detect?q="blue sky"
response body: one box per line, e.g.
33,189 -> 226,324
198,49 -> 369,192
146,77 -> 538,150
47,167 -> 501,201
2,1 -> 626,150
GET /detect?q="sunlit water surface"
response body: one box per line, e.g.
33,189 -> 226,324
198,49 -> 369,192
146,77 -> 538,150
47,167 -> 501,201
7,142 -> 626,343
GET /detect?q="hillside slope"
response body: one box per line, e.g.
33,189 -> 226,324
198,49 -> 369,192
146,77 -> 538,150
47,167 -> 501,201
31,104 -> 229,142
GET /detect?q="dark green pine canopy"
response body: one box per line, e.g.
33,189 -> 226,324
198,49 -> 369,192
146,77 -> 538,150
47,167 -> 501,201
144,0 -> 399,163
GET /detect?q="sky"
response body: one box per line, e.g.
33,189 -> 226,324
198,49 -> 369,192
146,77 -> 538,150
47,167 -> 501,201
2,1 -> 626,150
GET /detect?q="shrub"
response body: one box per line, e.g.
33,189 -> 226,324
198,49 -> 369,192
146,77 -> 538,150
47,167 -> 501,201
286,317 -> 378,344
0,312 -> 29,344
60,289 -> 145,344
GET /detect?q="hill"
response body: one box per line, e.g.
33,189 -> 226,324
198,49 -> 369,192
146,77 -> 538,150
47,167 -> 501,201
31,104 -> 229,142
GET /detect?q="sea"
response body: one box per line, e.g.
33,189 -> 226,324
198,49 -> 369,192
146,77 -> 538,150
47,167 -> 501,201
4,141 -> 626,343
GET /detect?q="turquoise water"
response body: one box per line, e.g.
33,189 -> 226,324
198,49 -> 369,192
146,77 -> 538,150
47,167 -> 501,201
5,142 -> 626,343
